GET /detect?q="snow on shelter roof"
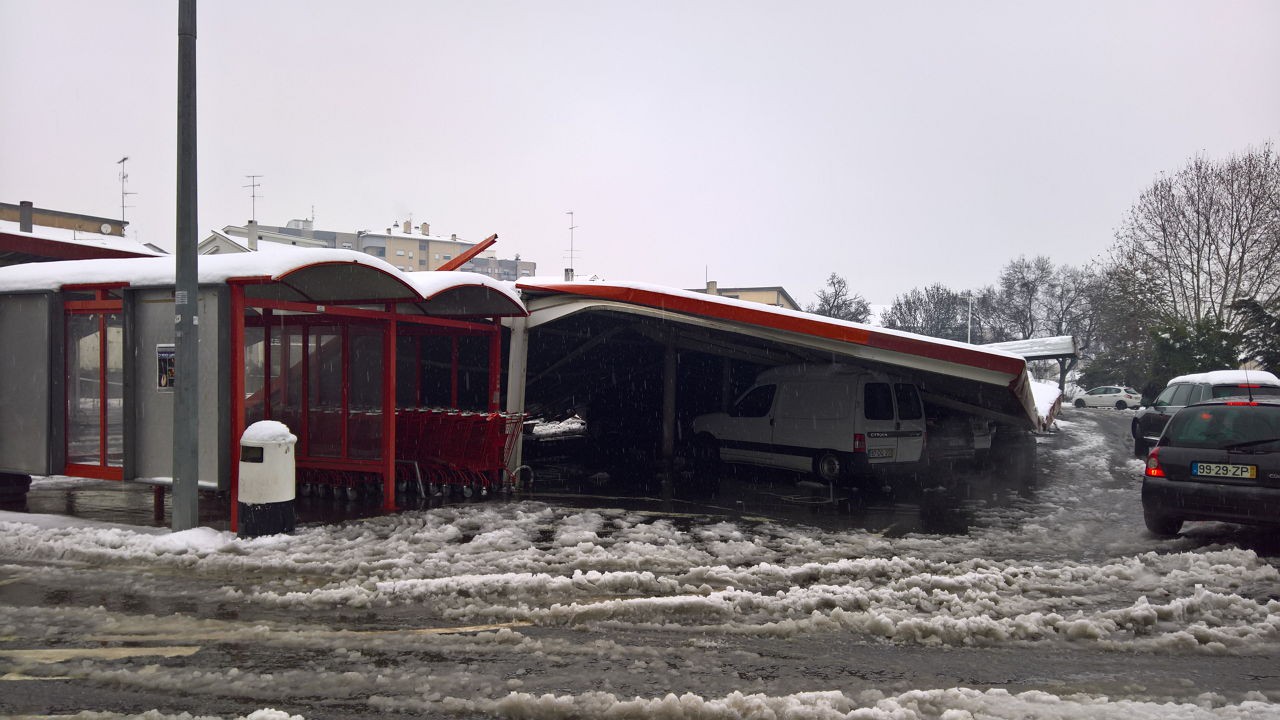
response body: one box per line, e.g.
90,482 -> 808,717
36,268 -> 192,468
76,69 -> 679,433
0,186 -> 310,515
0,244 -> 526,316
516,278 -> 1039,428
983,335 -> 1078,361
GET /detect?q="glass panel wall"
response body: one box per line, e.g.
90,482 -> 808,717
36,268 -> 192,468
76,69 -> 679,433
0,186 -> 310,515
66,314 -> 102,466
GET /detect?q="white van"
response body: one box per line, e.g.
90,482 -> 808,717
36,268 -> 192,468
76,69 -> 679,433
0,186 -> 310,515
689,364 -> 926,483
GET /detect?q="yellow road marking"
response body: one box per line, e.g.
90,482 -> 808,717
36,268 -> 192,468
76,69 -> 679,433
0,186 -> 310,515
0,646 -> 201,663
1,672 -> 73,681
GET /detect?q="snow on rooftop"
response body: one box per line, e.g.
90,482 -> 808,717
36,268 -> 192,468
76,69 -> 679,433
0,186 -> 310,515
984,335 -> 1078,360
0,217 -> 165,257
403,270 -> 523,308
0,244 -> 405,293
518,278 -> 1029,363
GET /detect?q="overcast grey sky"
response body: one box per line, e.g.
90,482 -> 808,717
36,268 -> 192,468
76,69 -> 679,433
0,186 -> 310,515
2,1 -> 1277,305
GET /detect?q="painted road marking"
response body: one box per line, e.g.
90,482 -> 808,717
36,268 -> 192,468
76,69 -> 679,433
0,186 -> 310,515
0,646 -> 201,664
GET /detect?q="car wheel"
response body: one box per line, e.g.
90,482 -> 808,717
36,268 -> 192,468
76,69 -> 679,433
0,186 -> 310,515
1115,400 -> 1127,410
1143,507 -> 1182,537
1073,398 -> 1086,408
813,451 -> 843,483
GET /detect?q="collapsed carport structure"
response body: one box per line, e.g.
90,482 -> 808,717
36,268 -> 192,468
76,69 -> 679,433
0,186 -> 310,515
504,280 -> 1039,484
0,248 -> 526,528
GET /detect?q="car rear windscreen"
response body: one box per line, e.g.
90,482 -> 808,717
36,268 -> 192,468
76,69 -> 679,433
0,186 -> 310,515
1211,385 -> 1280,399
1164,404 -> 1280,449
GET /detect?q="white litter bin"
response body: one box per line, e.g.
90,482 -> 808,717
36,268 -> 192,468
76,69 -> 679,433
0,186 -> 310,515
238,420 -> 297,538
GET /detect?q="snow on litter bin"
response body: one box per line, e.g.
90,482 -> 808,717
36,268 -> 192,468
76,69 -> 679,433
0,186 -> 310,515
238,420 -> 297,538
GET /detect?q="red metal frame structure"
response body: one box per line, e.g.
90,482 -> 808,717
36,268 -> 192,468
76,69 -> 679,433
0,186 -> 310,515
62,283 -> 127,481
227,279 -> 514,530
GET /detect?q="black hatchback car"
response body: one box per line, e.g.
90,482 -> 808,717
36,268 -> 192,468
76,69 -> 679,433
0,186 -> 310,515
1131,370 -> 1280,456
1141,398 -> 1280,536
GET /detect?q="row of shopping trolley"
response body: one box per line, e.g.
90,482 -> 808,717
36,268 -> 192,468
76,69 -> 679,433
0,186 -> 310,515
395,408 -> 525,498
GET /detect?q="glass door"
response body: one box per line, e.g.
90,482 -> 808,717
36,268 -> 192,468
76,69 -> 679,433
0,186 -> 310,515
65,310 -> 124,479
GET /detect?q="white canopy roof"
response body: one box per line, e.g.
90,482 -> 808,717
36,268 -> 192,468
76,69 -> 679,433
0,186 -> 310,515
0,244 -> 526,316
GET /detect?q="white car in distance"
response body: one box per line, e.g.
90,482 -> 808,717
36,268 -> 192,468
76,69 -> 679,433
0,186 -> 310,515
1074,385 -> 1143,409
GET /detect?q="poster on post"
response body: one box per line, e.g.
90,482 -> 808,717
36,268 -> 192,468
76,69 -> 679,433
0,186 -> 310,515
157,344 -> 176,391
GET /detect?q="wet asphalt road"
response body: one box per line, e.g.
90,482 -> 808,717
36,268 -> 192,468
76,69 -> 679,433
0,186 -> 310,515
1,408 -> 1278,719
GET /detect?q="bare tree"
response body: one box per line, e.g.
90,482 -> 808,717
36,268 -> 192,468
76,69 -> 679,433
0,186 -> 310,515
806,273 -> 871,323
882,283 -> 966,341
994,255 -> 1055,340
1040,264 -> 1098,389
1109,144 -> 1280,331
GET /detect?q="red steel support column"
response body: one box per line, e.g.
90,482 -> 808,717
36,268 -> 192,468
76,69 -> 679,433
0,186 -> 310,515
450,337 -> 459,408
97,309 -> 108,469
340,324 -> 350,458
229,283 -> 246,533
488,324 -> 501,411
262,309 -> 273,420
382,307 -> 397,509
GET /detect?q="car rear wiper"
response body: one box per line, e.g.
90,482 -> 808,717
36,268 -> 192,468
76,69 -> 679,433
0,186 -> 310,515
1223,437 -> 1280,450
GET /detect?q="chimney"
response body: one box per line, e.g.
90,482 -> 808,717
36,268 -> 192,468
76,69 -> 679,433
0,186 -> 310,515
564,268 -> 575,281
386,227 -> 392,235
421,222 -> 430,236
451,233 -> 457,241
403,220 -> 411,234
247,219 -> 259,250
19,201 -> 33,233
706,280 -> 718,295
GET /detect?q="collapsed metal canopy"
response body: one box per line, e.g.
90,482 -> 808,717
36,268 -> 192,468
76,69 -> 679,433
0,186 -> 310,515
514,280 -> 1038,429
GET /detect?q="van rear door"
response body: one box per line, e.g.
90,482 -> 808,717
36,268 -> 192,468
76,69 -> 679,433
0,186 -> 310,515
861,380 -> 899,463
893,382 -> 926,461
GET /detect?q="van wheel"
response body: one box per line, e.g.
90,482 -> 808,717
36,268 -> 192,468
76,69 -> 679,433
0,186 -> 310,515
813,451 -> 843,483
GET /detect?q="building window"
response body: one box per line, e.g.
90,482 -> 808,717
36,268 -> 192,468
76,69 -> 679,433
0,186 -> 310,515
434,254 -> 441,260
396,250 -> 405,256
443,254 -> 451,261
419,259 -> 426,267
408,252 -> 413,258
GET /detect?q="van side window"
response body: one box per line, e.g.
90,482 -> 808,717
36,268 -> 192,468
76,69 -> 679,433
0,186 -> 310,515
894,383 -> 923,420
1152,386 -> 1178,407
864,383 -> 894,421
731,385 -> 776,418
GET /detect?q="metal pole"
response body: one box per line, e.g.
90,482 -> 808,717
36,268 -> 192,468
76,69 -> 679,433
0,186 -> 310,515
172,0 -> 200,530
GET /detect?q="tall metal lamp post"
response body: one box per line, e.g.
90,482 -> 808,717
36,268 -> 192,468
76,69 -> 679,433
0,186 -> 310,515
172,0 -> 200,530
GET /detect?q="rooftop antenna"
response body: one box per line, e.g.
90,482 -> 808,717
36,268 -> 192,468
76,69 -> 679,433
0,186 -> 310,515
116,156 -> 136,224
243,174 -> 263,222
565,210 -> 579,274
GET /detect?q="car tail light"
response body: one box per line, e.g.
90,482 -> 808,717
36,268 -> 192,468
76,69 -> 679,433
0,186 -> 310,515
853,433 -> 866,453
1144,448 -> 1165,477
1226,401 -> 1259,406
1237,384 -> 1262,388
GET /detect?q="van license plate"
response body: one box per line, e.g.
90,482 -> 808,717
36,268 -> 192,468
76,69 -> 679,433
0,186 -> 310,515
1192,463 -> 1256,479
868,448 -> 894,459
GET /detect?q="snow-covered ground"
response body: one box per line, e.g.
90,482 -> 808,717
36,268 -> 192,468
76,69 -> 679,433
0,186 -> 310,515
1,410 -> 1278,719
